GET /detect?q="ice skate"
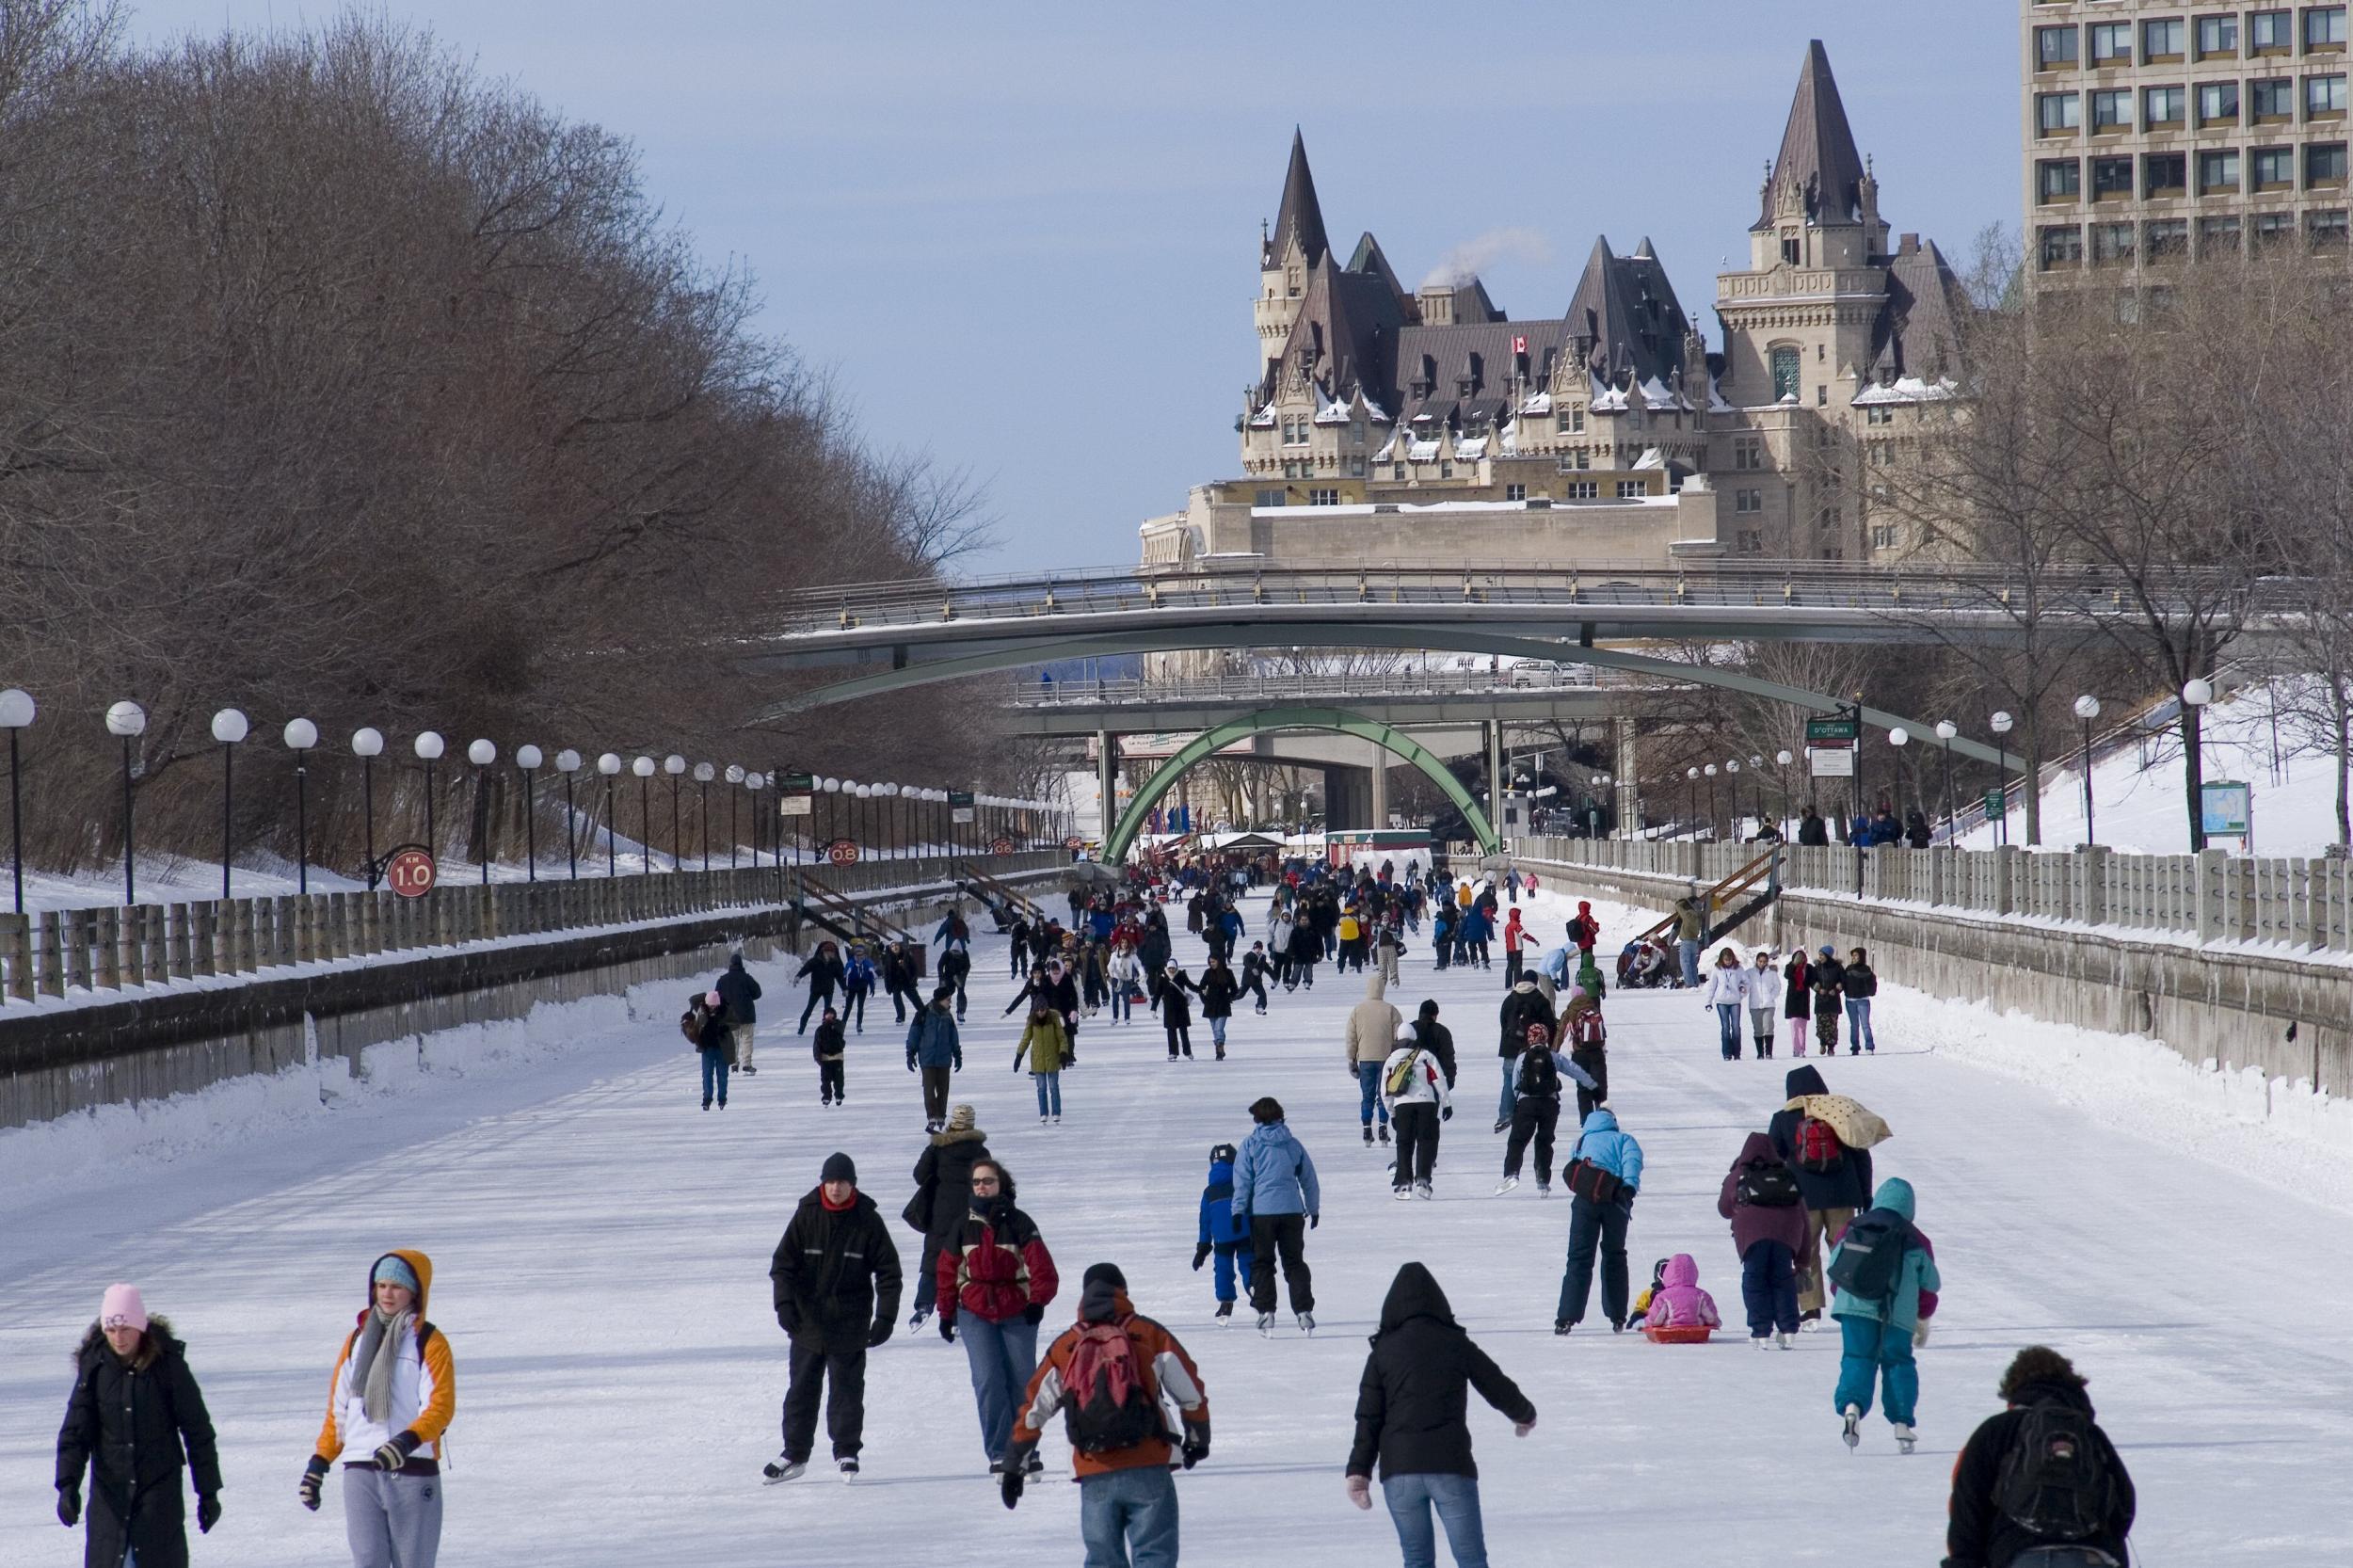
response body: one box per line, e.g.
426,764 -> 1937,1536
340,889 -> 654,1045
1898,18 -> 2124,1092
1378,1123 -> 1390,1144
1552,1320 -> 1573,1336
1363,1124 -> 1375,1146
1392,1186 -> 1414,1201
1256,1310 -> 1275,1336
1414,1180 -> 1433,1200
762,1455 -> 807,1484
838,1458 -> 859,1480
1296,1312 -> 1315,1336
1536,1182 -> 1552,1198
1494,1176 -> 1519,1195
1841,1404 -> 1864,1450
1775,1331 -> 1795,1349
1051,1113 -> 1061,1125
908,1306 -> 929,1331
1754,1336 -> 1775,1350
1040,1114 -> 1051,1126
1892,1423 -> 1916,1454
1215,1301 -> 1233,1323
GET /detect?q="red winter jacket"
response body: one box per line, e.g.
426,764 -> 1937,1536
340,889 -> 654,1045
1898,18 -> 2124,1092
936,1200 -> 1060,1325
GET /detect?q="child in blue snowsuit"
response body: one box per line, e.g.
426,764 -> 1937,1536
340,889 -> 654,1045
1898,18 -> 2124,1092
1192,1143 -> 1257,1321
1829,1176 -> 1941,1448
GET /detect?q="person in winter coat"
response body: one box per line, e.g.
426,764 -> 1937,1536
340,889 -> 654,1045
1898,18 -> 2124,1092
1497,1033 -> 1598,1197
813,1007 -> 848,1105
1672,889 -> 1709,986
1640,1254 -> 1721,1340
1768,1064 -> 1877,1323
765,1152 -> 903,1481
1160,963 -> 1200,1060
1193,1143 -> 1257,1321
1842,947 -> 1880,1054
936,1159 -> 1061,1473
1241,942 -> 1273,1014
301,1251 -> 455,1568
717,951 -> 764,1070
1344,1263 -> 1536,1568
796,941 -> 846,1033
1380,1027 -> 1453,1200
1008,916 -> 1034,979
1140,919 -> 1175,1004
1347,972 -> 1405,1146
1719,1131 -> 1810,1345
882,938 -> 924,1023
840,946 -> 875,1033
1565,900 -> 1600,957
1106,945 -> 1142,1024
1000,1264 -> 1209,1566
1561,987 -> 1609,1119
1197,956 -> 1241,1059
1904,808 -> 1933,849
1746,950 -> 1783,1058
1831,1176 -> 1941,1449
1374,920 -> 1406,985
1781,949 -> 1814,1056
1810,945 -> 1847,1054
1267,911 -> 1296,988
1287,912 -> 1322,989
691,989 -> 733,1111
56,1285 -> 221,1568
1412,997 -> 1458,1088
904,987 -> 963,1129
1702,946 -> 1752,1060
1229,1097 -> 1321,1333
1459,904 -> 1493,969
1494,977 -> 1554,1133
1797,808 -> 1830,846
907,1106 -> 991,1326
935,912 -> 973,1020
1944,1347 -> 2136,1568
1014,1006 -> 1074,1124
1554,1109 -> 1643,1334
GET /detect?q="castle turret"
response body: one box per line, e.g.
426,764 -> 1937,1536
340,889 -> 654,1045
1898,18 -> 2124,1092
1256,130 -> 1329,367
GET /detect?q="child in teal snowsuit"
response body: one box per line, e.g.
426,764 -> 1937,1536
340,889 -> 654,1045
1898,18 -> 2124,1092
1192,1143 -> 1257,1321
1828,1176 -> 1940,1440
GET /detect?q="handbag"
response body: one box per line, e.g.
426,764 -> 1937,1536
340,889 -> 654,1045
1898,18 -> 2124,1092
1561,1133 -> 1625,1204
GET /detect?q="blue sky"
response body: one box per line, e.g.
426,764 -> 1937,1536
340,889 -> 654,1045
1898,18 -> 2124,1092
127,3 -> 2017,572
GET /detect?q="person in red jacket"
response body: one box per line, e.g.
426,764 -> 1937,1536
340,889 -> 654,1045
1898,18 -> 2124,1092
936,1159 -> 1060,1474
1501,908 -> 1528,987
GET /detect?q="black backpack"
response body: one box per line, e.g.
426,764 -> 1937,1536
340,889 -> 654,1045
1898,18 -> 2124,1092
1735,1157 -> 1802,1208
1825,1208 -> 1913,1302
1995,1402 -> 2121,1542
1516,1047 -> 1561,1098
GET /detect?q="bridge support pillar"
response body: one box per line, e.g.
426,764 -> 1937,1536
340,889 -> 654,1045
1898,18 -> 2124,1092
1612,717 -> 1641,839
1369,744 -> 1389,830
1323,765 -> 1371,831
1484,721 -> 1502,854
1096,730 -> 1118,847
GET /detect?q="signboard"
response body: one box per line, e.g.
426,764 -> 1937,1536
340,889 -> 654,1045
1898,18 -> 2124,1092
949,790 -> 975,824
2201,781 -> 2251,838
778,772 -> 814,818
824,839 -> 860,866
1807,746 -> 1854,778
1804,716 -> 1860,744
779,793 -> 812,818
386,846 -> 438,898
1984,786 -> 2008,819
990,836 -> 1015,855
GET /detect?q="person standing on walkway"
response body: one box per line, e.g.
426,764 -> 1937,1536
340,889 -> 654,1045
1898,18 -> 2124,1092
1702,946 -> 1752,1061
1830,1177 -> 1940,1451
1345,1262 -> 1535,1568
1944,1347 -> 2136,1568
1000,1263 -> 1209,1567
1554,1109 -> 1643,1335
1347,971 -> 1404,1146
1781,949 -> 1813,1056
1841,947 -> 1879,1054
1381,1023 -> 1452,1200
1495,978 -> 1553,1133
1198,955 -> 1240,1060
300,1252 -> 455,1568
813,1006 -> 848,1106
1014,1006 -> 1073,1125
717,951 -> 764,1073
1673,888 -> 1708,987
1496,1033 -> 1595,1198
795,941 -> 845,1033
936,1159 -> 1060,1476
688,989 -> 734,1111
1809,945 -> 1847,1055
1718,1131 -> 1807,1347
904,986 -> 962,1131
765,1152 -> 901,1481
1230,1096 -> 1321,1335
56,1284 -> 222,1568
1768,1064 -> 1876,1327
1746,950 -> 1783,1059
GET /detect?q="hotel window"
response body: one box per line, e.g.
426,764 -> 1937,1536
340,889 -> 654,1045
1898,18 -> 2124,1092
2092,155 -> 2137,196
2197,13 -> 2239,56
2145,217 -> 2191,258
1255,489 -> 1285,507
1769,346 -> 1801,402
2144,152 -> 2188,194
1566,481 -> 1599,500
2250,9 -> 2295,52
2089,21 -> 2134,62
2144,86 -> 2188,127
2040,224 -> 2086,268
2039,159 -> 2082,201
2089,89 -> 2130,129
2312,208 -> 2351,246
2255,208 -> 2299,248
2252,76 -> 2296,118
2040,91 -> 2084,134
1735,488 -> 1762,513
2199,214 -> 2245,252
1871,523 -> 1899,551
2144,18 -> 2187,59
1616,480 -> 1646,499
2254,144 -> 2297,184
2199,81 -> 2240,123
2309,7 -> 2347,51
1505,484 -> 1526,502
2311,73 -> 2348,116
2092,220 -> 2137,264
2038,24 -> 2079,69
2311,140 -> 2350,184
1308,488 -> 1338,506
2198,150 -> 2241,191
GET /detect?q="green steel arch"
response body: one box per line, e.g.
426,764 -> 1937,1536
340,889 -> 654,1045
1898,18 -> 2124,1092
1107,706 -> 1498,863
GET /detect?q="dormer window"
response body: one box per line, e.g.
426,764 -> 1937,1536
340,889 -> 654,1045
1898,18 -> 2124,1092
1781,234 -> 1801,264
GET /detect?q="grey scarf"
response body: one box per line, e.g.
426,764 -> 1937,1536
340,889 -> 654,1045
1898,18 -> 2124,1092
352,1306 -> 414,1424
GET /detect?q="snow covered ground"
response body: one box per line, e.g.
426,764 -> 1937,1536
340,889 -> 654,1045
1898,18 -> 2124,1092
4,886 -> 2349,1565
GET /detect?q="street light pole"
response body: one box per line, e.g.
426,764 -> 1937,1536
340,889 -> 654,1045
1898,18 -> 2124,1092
1775,750 -> 1794,841
517,745 -> 543,881
352,729 -> 384,888
284,718 -> 319,893
1705,763 -> 1719,842
467,740 -> 497,886
0,689 -> 29,914
695,762 -> 714,871
1989,712 -> 2014,847
2073,695 -> 2102,847
726,764 -> 744,868
2182,678 -> 2215,852
556,750 -> 582,879
633,757 -> 656,873
664,755 -> 685,871
414,732 -> 444,876
1933,721 -> 1959,851
598,754 -> 622,874
211,708 -> 249,898
107,701 -> 147,905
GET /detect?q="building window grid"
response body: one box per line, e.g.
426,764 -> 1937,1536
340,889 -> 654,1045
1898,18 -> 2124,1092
2254,144 -> 2297,185
2311,140 -> 2351,184
2040,91 -> 2083,135
1615,480 -> 1646,499
2090,88 -> 2132,132
2145,152 -> 2189,196
2090,21 -> 2134,64
2093,155 -> 2137,198
2199,149 -> 2242,192
1307,488 -> 1339,506
2313,208 -> 2352,246
2143,18 -> 2186,61
2040,158 -> 2083,202
2312,73 -> 2349,118
2198,13 -> 2240,57
2252,9 -> 2295,53
2310,7 -> 2348,53
2144,85 -> 2188,129
2253,77 -> 2297,120
1505,483 -> 1526,503
2199,81 -> 2241,125
2038,24 -> 2080,70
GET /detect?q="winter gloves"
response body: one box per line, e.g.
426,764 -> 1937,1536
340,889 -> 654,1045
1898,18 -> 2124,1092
197,1494 -> 222,1533
1180,1417 -> 1210,1469
374,1431 -> 422,1471
1192,1242 -> 1211,1271
1000,1465 -> 1024,1510
1913,1320 -> 1931,1349
1308,1213 -> 1320,1229
298,1455 -> 329,1511
1344,1474 -> 1372,1511
866,1319 -> 892,1348
1441,1105 -> 1453,1121
776,1306 -> 799,1337
56,1486 -> 79,1527
1513,1416 -> 1538,1437
938,1316 -> 957,1343
1022,1303 -> 1045,1325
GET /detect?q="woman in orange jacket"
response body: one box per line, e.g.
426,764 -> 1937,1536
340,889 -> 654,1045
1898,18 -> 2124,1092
300,1251 -> 456,1567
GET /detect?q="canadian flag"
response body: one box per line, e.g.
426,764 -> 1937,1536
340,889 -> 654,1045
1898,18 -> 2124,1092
1512,334 -> 1528,355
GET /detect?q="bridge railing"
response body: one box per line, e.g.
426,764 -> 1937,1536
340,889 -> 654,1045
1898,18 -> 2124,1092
1008,665 -> 1658,706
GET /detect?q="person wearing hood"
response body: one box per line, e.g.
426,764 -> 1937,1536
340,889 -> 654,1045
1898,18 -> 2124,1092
1229,1097 -> 1321,1335
302,1251 -> 455,1567
1561,987 -> 1609,1120
1639,1255 -> 1721,1339
1197,955 -> 1241,1060
1496,977 -> 1554,1133
1809,945 -> 1848,1054
840,945 -> 877,1033
56,1284 -> 221,1568
905,986 -> 963,1132
1769,1064 -> 1877,1324
1412,997 -> 1457,1088
766,1152 -> 903,1481
1829,1176 -> 1942,1450
906,1105 -> 992,1327
1781,949 -> 1814,1056
717,951 -> 764,1070
795,940 -> 846,1033
1347,973 -> 1405,1147
1381,1019 -> 1453,1201
1719,1131 -> 1809,1346
936,1159 -> 1061,1475
1193,1144 -> 1257,1321
689,988 -> 734,1111
1499,907 -> 1528,986
1000,1263 -> 1209,1565
1944,1347 -> 2136,1568
1554,1109 -> 1643,1335
1344,1263 -> 1536,1568
1564,899 -> 1600,956
882,937 -> 925,1023
813,1005 -> 849,1105
1160,963 -> 1200,1060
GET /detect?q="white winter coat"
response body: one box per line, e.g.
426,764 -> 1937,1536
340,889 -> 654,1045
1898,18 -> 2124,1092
1379,1045 -> 1451,1112
1700,966 -> 1751,1007
1745,965 -> 1784,1012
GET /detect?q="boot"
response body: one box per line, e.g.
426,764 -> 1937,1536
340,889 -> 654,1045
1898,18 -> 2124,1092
1841,1404 -> 1864,1450
1892,1423 -> 1916,1454
1378,1123 -> 1390,1144
1215,1301 -> 1233,1322
1363,1123 -> 1375,1145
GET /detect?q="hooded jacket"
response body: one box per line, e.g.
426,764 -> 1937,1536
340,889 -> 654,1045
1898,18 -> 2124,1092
1781,953 -> 1812,1019
1567,1109 -> 1643,1192
1197,1152 -> 1250,1246
1945,1379 -> 2136,1568
1700,961 -> 1751,1007
796,946 -> 845,998
1497,981 -> 1554,1059
771,1186 -> 904,1352
936,1180 -> 1059,1327
1345,973 -> 1403,1067
1379,1044 -> 1451,1112
1345,1263 -> 1533,1481
1014,1013 -> 1074,1074
1565,902 -> 1599,951
1828,1177 -> 1942,1330
1747,962 -> 1785,1013
1768,1065 -> 1876,1211
56,1315 -> 221,1568
1197,966 -> 1240,1019
904,1002 -> 962,1069
1008,1277 -> 1208,1480
1229,1121 -> 1321,1223
1719,1131 -> 1811,1255
909,1123 -> 990,1243
314,1250 -> 456,1471
716,953 -> 762,1022
1641,1254 -> 1721,1332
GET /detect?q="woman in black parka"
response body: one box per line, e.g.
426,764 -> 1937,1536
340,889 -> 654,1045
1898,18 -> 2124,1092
56,1284 -> 222,1568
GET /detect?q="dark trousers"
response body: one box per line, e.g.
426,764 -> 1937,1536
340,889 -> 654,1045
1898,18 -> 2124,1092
799,986 -> 835,1032
782,1342 -> 866,1461
1556,1192 -> 1632,1327
819,1059 -> 844,1103
941,960 -> 969,1019
1243,975 -> 1269,1011
1209,1240 -> 1255,1304
920,1064 -> 951,1123
1165,1024 -> 1191,1058
888,982 -> 921,1022
1247,1213 -> 1313,1313
1504,951 -> 1523,986
842,988 -> 868,1032
1572,1050 -> 1609,1120
1739,1240 -> 1800,1336
1391,1102 -> 1439,1189
1503,1095 -> 1560,1183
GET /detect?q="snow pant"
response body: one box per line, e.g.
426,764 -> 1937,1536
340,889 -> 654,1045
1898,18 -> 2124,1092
1378,947 -> 1401,985
1011,945 -> 1028,978
1209,1240 -> 1254,1304
888,981 -> 921,1022
1845,997 -> 1877,1052
819,1059 -> 845,1103
798,986 -> 834,1032
1814,1005 -> 1841,1053
1209,1016 -> 1227,1050
1079,1464 -> 1179,1568
913,1242 -> 940,1314
941,958 -> 969,1019
1796,1206 -> 1857,1314
920,1064 -> 952,1125
1502,1096 -> 1560,1184
343,1464 -> 443,1568
1739,1240 -> 1800,1337
1164,1023 -> 1191,1059
731,1021 -> 758,1070
958,1314 -> 1040,1464
1678,938 -> 1702,987
1785,1013 -> 1810,1056
1556,1191 -> 1632,1327
782,1342 -> 867,1461
842,990 -> 867,1031
1244,975 -> 1269,1011
1032,1071 -> 1062,1118
1833,1314 -> 1917,1425
1356,1062 -> 1390,1128
1572,1049 -> 1609,1119
1503,951 -> 1523,986
1749,1005 -> 1775,1054
1247,1213 -> 1313,1313
1468,937 -> 1490,968
1390,1102 -> 1439,1190
1716,1002 -> 1743,1059
1383,1471 -> 1488,1568
699,1046 -> 730,1108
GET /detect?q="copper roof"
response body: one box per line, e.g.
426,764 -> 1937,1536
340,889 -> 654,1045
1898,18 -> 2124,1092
1754,40 -> 1868,231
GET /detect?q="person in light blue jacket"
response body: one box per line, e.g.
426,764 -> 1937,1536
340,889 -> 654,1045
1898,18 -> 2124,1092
1830,1176 -> 1942,1451
1553,1109 -> 1643,1334
1229,1097 -> 1321,1334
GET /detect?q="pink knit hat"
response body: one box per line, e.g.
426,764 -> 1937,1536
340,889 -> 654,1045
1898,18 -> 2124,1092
99,1284 -> 147,1333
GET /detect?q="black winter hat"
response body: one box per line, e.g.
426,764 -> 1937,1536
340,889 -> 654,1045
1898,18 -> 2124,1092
1081,1262 -> 1127,1291
821,1151 -> 856,1186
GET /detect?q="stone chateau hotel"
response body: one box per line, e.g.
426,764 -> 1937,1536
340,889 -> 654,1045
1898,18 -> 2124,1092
1137,42 -> 1970,574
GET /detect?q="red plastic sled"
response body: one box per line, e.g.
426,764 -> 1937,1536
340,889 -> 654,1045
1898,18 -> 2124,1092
1642,1324 -> 1715,1344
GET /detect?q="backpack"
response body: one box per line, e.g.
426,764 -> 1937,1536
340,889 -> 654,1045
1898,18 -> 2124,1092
1384,1050 -> 1422,1098
680,1003 -> 708,1049
1569,1010 -> 1606,1048
1825,1208 -> 1913,1303
1794,1116 -> 1846,1173
1735,1158 -> 1802,1208
1995,1403 -> 2121,1543
1516,1046 -> 1561,1098
1062,1320 -> 1161,1454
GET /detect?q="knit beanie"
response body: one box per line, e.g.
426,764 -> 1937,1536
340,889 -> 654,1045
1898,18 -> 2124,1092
1081,1262 -> 1127,1291
99,1283 -> 147,1333
373,1256 -> 421,1295
821,1151 -> 856,1185
947,1103 -> 977,1132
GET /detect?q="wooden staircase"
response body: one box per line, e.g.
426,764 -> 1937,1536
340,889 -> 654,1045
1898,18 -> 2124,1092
1637,845 -> 1784,948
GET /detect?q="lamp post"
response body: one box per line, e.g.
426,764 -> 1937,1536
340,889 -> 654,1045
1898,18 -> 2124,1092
467,739 -> 497,885
1685,765 -> 1699,838
0,688 -> 32,916
856,782 -> 872,856
352,728 -> 384,888
664,755 -> 685,871
1933,721 -> 1959,850
597,753 -> 622,874
744,773 -> 763,866
1887,728 -> 1909,841
284,718 -> 318,893
822,776 -> 840,861
2073,695 -> 2102,846
106,701 -> 146,905
694,762 -> 714,870
1989,711 -> 2014,847
211,708 -> 248,898
1775,749 -> 1794,840
2182,678 -> 2214,852
1704,762 -> 1720,842
726,764 -> 744,868
516,745 -> 543,880
555,750 -> 582,879
413,732 -> 445,870
633,757 -> 656,873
